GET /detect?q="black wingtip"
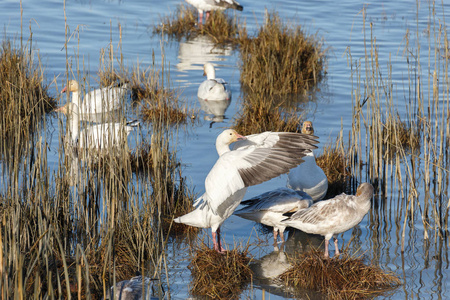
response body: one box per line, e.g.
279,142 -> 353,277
236,5 -> 243,11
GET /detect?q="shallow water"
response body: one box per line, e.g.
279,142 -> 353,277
1,0 -> 450,298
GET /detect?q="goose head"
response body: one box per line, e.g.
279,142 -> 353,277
356,182 -> 374,199
216,129 -> 246,156
61,80 -> 79,94
301,121 -> 314,135
203,63 -> 216,80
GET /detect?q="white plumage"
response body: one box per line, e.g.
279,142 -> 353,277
287,121 -> 328,201
185,0 -> 243,26
56,102 -> 138,150
60,80 -> 127,120
282,183 -> 374,258
174,129 -> 318,252
234,187 -> 312,244
198,63 -> 231,102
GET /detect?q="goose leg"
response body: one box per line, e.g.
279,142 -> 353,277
279,230 -> 285,243
206,11 -> 211,23
198,11 -> 203,27
273,229 -> 279,245
212,227 -> 226,253
324,239 -> 330,259
334,237 -> 340,256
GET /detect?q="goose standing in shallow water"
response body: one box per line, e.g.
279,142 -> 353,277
287,121 -> 328,201
59,80 -> 127,120
174,129 -> 319,252
234,188 -> 312,244
282,182 -> 374,258
185,0 -> 243,27
198,63 -> 231,102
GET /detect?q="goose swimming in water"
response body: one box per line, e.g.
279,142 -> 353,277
174,129 -> 319,252
282,183 -> 374,258
198,63 -> 231,102
59,80 -> 127,120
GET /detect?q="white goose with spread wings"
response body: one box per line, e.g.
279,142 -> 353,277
174,129 -> 318,252
282,182 -> 374,258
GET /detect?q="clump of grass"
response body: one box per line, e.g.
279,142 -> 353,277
239,12 -> 326,95
188,243 -> 252,299
0,39 -> 56,151
154,4 -> 246,45
316,138 -> 353,197
280,249 -> 401,299
233,93 -> 304,135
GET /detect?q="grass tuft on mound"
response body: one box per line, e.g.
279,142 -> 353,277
239,12 -> 326,95
188,243 -> 252,299
280,248 -> 401,299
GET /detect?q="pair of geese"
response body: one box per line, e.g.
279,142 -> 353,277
55,80 -> 138,150
175,121 -> 374,258
56,63 -> 225,149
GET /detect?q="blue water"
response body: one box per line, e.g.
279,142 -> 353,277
1,0 -> 450,298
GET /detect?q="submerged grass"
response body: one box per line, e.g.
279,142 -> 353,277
188,243 -> 252,299
239,12 -> 326,95
280,249 -> 401,299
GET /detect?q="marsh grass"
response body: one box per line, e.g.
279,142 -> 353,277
239,12 -> 326,95
280,248 -> 401,299
154,4 -> 246,46
188,242 -> 252,299
0,39 -> 56,159
233,93 -> 305,135
0,18 -> 196,298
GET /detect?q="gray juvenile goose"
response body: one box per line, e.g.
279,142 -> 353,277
282,183 -> 374,258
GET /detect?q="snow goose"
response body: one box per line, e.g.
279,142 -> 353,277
185,0 -> 243,27
59,80 -> 127,120
55,102 -> 139,150
107,276 -> 162,300
282,183 -> 374,258
287,121 -> 328,201
198,63 -> 231,102
234,187 -> 312,244
174,129 -> 319,252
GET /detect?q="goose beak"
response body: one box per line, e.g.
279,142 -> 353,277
61,86 -> 67,93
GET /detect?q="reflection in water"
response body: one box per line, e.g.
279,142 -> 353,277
198,97 -> 231,126
176,35 -> 232,73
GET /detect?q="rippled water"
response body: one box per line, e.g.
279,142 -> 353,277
1,0 -> 450,298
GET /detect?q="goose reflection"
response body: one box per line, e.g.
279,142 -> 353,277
198,96 -> 231,125
176,35 -> 232,73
